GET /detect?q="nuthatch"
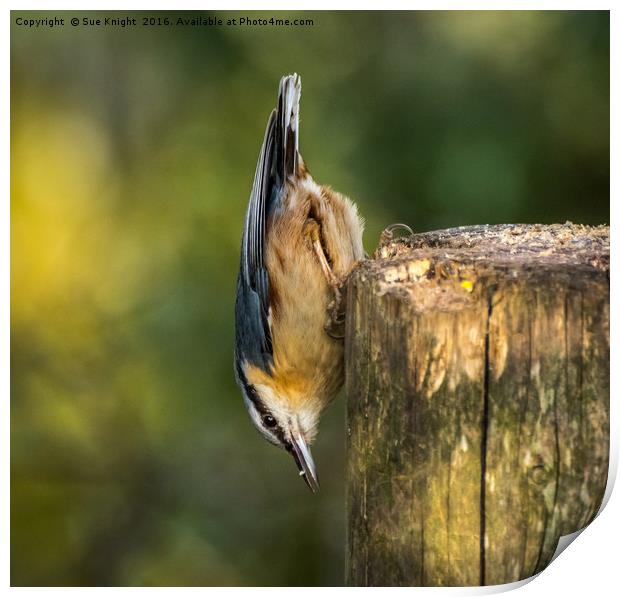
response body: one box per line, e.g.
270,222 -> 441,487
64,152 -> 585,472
234,74 -> 365,492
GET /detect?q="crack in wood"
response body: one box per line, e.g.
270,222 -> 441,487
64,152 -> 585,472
345,224 -> 609,587
480,290 -> 493,585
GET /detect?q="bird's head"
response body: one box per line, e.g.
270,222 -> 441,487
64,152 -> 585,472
235,359 -> 321,492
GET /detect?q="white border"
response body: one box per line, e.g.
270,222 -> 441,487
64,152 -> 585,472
4,2 -> 616,594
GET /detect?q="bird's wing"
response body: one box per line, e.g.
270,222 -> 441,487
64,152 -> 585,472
274,74 -> 301,185
236,74 -> 301,371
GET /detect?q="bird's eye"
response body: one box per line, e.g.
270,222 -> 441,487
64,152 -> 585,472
263,414 -> 277,428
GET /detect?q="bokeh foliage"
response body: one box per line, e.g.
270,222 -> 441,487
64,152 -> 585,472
11,10 -> 609,586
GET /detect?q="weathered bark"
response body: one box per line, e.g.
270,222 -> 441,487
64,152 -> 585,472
345,223 -> 609,587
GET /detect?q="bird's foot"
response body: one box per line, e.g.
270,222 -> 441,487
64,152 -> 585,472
325,283 -> 346,340
379,222 -> 414,245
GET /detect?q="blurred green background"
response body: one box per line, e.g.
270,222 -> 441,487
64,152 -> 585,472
11,10 -> 609,586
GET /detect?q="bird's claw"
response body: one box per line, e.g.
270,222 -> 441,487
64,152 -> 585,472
325,284 -> 346,340
379,222 -> 414,245
325,325 -> 345,340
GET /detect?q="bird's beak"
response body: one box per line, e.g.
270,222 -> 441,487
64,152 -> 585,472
289,433 -> 320,493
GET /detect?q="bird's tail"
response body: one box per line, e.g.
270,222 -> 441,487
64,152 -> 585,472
274,73 -> 301,183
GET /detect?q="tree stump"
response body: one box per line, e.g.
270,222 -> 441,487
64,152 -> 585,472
344,223 -> 609,587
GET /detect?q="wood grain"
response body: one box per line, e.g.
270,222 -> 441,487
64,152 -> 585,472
345,224 -> 609,587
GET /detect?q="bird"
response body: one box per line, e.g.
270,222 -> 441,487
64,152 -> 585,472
234,74 -> 365,492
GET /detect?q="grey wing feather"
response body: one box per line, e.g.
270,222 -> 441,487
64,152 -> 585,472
275,74 -> 301,184
235,74 -> 301,371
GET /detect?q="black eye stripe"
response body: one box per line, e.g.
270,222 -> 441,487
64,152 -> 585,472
262,414 -> 277,427
246,386 -> 283,436
236,361 -> 265,413
256,407 -> 286,444
235,361 -> 288,445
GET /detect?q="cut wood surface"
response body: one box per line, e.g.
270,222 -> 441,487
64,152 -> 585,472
344,223 -> 609,587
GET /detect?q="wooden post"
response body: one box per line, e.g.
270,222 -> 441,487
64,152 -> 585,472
344,224 -> 609,587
